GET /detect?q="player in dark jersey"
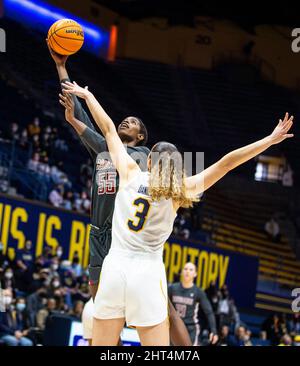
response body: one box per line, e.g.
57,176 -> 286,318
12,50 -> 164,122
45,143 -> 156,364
168,262 -> 218,346
47,42 -> 192,346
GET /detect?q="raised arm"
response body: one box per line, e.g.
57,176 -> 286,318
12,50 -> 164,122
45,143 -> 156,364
185,113 -> 294,196
46,41 -> 96,130
60,85 -> 140,183
61,81 -> 114,138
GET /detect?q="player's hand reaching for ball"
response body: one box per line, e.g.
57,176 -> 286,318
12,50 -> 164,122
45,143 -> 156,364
59,92 -> 75,124
61,81 -> 90,99
269,112 -> 294,144
46,39 -> 68,66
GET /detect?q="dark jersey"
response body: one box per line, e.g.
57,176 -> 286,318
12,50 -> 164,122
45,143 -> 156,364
168,282 -> 217,334
62,78 -> 150,228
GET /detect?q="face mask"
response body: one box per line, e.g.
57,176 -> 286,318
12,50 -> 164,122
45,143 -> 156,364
51,264 -> 59,271
0,244 -> 3,251
4,296 -> 12,305
57,250 -> 63,258
53,281 -> 60,288
16,303 -> 26,312
5,272 -> 13,279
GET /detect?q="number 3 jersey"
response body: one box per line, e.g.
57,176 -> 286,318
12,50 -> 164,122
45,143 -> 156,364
111,171 -> 177,255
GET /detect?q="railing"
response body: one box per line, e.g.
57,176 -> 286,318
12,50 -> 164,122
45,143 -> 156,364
0,140 -> 48,201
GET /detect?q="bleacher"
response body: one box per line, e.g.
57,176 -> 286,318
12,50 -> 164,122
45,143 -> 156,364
1,16 -> 299,318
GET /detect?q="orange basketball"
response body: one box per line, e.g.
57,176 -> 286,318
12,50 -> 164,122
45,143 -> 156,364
47,19 -> 84,56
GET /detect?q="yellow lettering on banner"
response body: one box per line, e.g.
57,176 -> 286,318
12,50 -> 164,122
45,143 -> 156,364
198,251 -> 209,289
69,221 -> 86,263
168,243 -> 182,283
0,203 -> 3,237
219,255 -> 230,288
1,205 -> 11,254
36,213 -> 46,257
7,247 -> 15,261
10,208 -> 28,250
83,224 -> 90,268
181,246 -> 188,268
187,248 -> 199,264
207,253 -> 219,287
163,242 -> 170,273
45,216 -> 61,253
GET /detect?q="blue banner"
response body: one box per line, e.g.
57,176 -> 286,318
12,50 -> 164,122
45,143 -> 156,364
164,238 -> 259,308
0,194 -> 91,267
0,194 -> 259,308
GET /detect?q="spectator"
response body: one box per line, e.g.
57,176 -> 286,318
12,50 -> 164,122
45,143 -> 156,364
62,191 -> 74,210
0,242 -> 10,274
71,255 -> 83,278
32,134 -> 41,151
8,122 -> 20,141
36,298 -> 57,331
264,217 -> 281,243
0,292 -> 33,346
289,313 -> 300,336
282,164 -> 294,187
80,158 -> 93,184
278,334 -> 292,346
48,185 -> 64,207
28,117 -> 41,136
69,300 -> 84,320
217,285 -> 239,329
0,267 -> 16,291
262,314 -> 286,345
218,325 -> 231,346
26,287 -> 48,326
229,326 -> 252,346
81,191 -> 91,214
55,246 -> 64,259
38,156 -> 51,178
19,128 -> 29,149
27,152 -> 41,173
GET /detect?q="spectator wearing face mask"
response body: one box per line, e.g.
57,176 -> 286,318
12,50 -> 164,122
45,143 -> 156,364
71,255 -> 83,278
55,246 -> 64,260
1,267 -> 16,291
0,294 -> 33,346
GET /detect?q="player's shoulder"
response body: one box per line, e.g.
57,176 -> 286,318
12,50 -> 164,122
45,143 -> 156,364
195,285 -> 207,297
168,282 -> 181,291
127,145 -> 150,155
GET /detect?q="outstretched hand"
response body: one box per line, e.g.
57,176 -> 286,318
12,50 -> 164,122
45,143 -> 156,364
270,112 -> 294,144
61,81 -> 90,99
59,92 -> 75,123
46,39 -> 68,66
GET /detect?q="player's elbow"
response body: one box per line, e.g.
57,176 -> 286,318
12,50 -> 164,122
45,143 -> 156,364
219,156 -> 233,174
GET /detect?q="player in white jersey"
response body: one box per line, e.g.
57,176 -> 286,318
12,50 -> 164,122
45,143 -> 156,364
62,81 -> 294,346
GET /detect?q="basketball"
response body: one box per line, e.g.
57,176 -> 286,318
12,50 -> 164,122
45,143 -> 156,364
47,19 -> 84,56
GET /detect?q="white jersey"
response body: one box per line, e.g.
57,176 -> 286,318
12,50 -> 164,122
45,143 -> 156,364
111,171 -> 177,255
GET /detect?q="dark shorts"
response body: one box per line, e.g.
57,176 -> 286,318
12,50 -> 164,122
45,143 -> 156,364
88,225 -> 112,286
186,324 -> 201,346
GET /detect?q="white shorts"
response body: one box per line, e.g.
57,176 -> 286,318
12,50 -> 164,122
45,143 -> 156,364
94,248 -> 168,327
82,297 -> 94,340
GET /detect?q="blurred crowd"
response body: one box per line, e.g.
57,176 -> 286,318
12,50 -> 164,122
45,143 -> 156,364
0,240 -> 299,346
4,118 -> 92,214
0,240 -> 90,346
